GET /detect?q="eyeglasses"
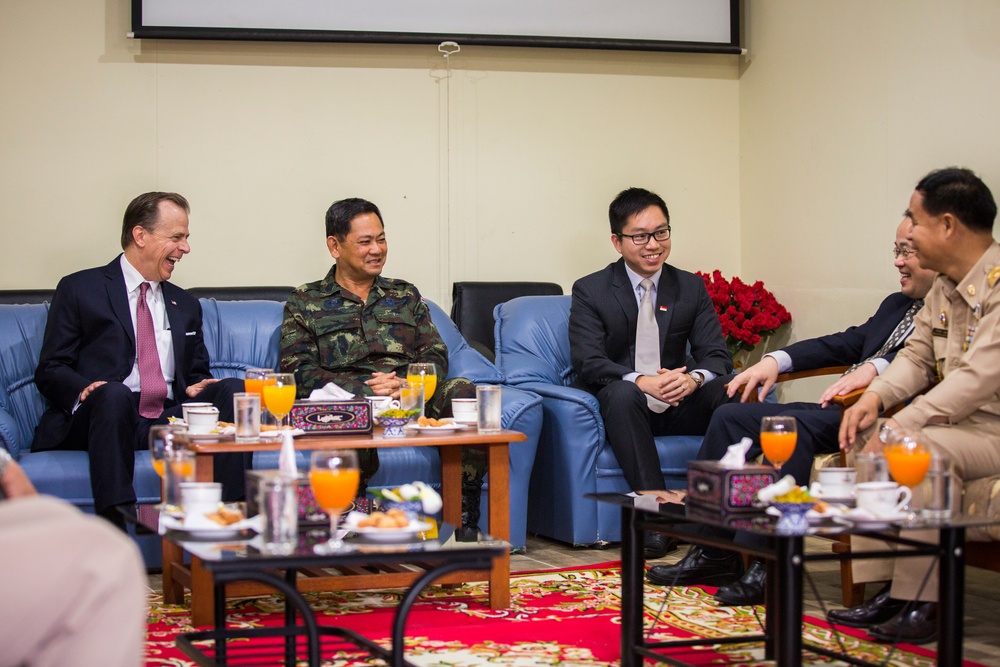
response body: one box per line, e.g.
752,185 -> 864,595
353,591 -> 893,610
893,245 -> 916,259
617,227 -> 671,245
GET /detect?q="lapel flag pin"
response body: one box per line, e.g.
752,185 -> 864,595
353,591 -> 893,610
171,300 -> 177,305
659,305 -> 668,312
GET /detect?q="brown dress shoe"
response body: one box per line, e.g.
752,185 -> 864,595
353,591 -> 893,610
826,584 -> 905,628
867,602 -> 937,645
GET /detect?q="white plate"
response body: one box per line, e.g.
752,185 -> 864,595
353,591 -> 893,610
351,520 -> 434,542
403,423 -> 469,434
160,513 -> 261,539
766,504 -> 849,523
832,509 -> 909,530
451,417 -> 477,425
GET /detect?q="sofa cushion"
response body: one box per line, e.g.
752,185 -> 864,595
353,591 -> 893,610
494,295 -> 575,386
0,303 -> 50,457
200,299 -> 284,378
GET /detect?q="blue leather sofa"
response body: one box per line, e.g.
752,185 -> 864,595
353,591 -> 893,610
0,295 -> 542,563
494,295 -> 703,546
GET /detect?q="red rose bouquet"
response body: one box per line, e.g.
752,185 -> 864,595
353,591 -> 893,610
697,270 -> 791,358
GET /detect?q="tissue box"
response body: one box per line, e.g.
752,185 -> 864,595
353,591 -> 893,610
288,400 -> 372,435
686,461 -> 777,514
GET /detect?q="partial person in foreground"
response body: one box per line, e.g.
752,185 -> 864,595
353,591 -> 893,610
280,197 -> 487,539
648,219 -> 937,603
32,192 -> 248,530
834,166 -> 1000,644
569,187 -> 734,559
0,449 -> 147,667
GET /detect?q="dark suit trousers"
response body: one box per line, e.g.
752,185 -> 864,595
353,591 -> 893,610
56,377 -> 249,512
698,400 -> 842,487
599,374 -> 734,491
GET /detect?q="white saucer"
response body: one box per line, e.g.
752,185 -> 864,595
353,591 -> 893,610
403,423 -> 469,434
160,513 -> 261,540
350,520 -> 434,542
832,509 -> 908,530
451,417 -> 477,425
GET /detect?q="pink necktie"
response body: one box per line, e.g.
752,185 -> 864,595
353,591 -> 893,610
136,282 -> 168,418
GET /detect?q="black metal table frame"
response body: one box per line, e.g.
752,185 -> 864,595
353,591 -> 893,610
174,531 -> 506,667
615,500 -> 969,667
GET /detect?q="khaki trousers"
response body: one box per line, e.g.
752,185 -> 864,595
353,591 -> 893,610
851,420 -> 1000,602
0,495 -> 147,667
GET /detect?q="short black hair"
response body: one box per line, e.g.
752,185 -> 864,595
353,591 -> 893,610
325,198 -> 384,239
608,188 -> 670,235
915,167 -> 996,233
121,192 -> 189,250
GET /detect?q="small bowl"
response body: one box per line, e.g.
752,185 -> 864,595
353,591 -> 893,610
380,416 -> 412,437
771,501 -> 816,534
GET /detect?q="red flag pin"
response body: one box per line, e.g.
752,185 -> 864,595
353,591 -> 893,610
659,305 -> 668,312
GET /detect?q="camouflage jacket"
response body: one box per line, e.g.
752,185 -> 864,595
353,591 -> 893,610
280,265 -> 449,398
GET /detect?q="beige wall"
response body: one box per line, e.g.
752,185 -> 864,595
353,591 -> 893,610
0,0 -> 741,308
740,0 -> 1000,399
4,1 -> 999,402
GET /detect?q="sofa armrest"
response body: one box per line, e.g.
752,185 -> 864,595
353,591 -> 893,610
0,408 -> 23,459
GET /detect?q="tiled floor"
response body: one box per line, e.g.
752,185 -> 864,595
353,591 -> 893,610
150,534 -> 1000,665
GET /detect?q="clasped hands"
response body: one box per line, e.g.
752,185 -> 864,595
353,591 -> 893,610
366,371 -> 402,400
637,366 -> 697,406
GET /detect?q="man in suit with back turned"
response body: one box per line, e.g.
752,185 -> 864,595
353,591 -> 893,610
569,186 -> 735,559
32,192 -> 247,529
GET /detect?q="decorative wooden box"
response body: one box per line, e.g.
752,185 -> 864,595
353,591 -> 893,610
686,460 -> 776,513
288,400 -> 372,435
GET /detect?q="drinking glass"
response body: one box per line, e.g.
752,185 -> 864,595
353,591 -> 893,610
884,431 -> 931,523
149,424 -> 188,511
262,372 -> 296,429
309,450 -> 360,554
406,363 -> 437,415
760,416 -> 797,475
246,367 -> 272,426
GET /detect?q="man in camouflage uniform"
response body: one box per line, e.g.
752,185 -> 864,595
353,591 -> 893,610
280,197 -> 487,538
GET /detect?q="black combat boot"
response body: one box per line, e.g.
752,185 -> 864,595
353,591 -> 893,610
457,481 -> 482,542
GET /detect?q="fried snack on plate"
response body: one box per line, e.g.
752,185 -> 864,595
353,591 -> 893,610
417,416 -> 453,428
205,507 -> 243,526
357,509 -> 410,529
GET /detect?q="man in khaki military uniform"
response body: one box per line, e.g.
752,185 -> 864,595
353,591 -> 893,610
834,167 -> 1000,644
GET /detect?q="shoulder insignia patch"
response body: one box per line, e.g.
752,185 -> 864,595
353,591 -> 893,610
988,266 -> 1000,288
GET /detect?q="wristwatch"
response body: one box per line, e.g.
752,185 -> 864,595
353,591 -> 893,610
687,371 -> 705,389
0,447 -> 11,481
878,422 -> 896,444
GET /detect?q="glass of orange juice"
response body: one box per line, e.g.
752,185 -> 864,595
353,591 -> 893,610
310,449 -> 360,553
406,363 -> 437,416
884,430 -> 931,522
262,372 -> 296,429
760,416 -> 797,475
149,424 -> 189,511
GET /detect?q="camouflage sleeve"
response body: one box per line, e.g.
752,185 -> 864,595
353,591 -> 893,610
409,291 -> 449,378
279,291 -> 369,398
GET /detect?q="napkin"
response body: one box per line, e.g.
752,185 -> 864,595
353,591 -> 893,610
718,437 -> 754,469
278,429 -> 297,477
307,382 -> 355,401
756,475 -> 797,503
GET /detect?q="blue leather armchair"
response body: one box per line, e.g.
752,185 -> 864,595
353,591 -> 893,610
494,295 -> 703,546
0,296 -> 542,563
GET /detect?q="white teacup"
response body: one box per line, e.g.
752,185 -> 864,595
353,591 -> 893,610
186,406 -> 220,434
813,467 -> 857,499
181,402 -> 213,424
365,395 -> 400,416
856,481 -> 911,518
180,482 -> 222,528
451,398 -> 477,423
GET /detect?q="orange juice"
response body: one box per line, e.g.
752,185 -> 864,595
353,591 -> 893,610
244,377 -> 264,397
152,459 -> 166,478
885,445 -> 931,487
262,384 -> 295,418
760,431 -> 797,467
169,458 -> 194,479
406,373 -> 437,400
309,468 -> 360,512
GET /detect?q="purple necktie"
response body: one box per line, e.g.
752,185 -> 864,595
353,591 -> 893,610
136,282 -> 168,418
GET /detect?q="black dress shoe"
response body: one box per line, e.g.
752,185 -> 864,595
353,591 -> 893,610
826,584 -> 906,628
714,560 -> 766,606
867,602 -> 937,645
643,533 -> 678,560
647,546 -> 744,586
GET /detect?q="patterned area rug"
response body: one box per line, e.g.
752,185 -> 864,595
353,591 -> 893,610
145,563 -> 969,666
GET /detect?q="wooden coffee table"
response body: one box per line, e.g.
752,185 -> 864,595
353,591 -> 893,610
160,427 -> 525,625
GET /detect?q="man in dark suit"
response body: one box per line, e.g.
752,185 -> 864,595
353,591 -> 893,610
33,192 -> 247,529
647,219 -> 938,603
569,187 -> 734,558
